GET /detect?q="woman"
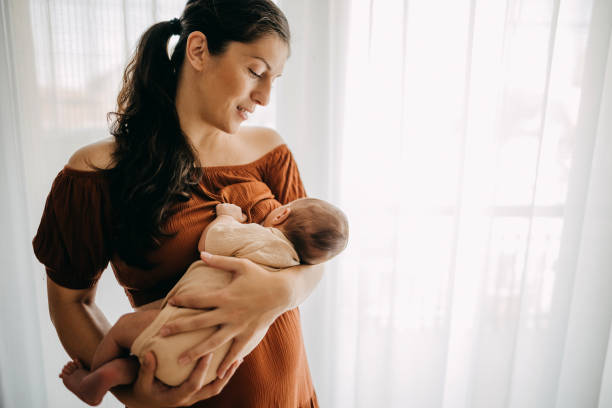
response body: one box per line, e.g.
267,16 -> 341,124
32,0 -> 323,406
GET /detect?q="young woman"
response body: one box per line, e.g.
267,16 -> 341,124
33,1 -> 323,406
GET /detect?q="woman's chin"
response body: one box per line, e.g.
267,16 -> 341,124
225,121 -> 243,135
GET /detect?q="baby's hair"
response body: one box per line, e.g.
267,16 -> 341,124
281,198 -> 349,264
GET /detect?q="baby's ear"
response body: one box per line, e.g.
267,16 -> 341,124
272,207 -> 291,225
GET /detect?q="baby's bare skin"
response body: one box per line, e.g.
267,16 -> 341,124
60,310 -> 160,406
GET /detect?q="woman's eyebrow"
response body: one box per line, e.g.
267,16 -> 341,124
250,56 -> 272,71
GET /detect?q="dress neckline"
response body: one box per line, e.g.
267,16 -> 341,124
199,143 -> 286,170
61,144 -> 287,176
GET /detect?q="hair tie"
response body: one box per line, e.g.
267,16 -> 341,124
169,18 -> 182,34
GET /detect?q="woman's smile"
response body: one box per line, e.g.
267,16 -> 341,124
237,105 -> 252,121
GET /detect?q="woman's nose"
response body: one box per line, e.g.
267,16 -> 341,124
251,80 -> 272,106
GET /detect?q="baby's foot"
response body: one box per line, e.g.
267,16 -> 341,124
59,359 -> 82,379
60,359 -> 103,406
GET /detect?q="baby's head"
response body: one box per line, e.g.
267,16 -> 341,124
262,198 -> 349,264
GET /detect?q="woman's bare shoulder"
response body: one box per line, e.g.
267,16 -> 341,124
66,137 -> 116,171
238,126 -> 285,155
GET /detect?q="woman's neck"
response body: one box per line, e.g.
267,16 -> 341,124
175,75 -> 227,155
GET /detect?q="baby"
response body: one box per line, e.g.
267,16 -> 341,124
59,197 -> 349,406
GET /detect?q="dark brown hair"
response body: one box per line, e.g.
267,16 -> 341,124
280,199 -> 349,265
104,0 -> 290,268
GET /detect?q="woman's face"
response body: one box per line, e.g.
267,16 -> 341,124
191,34 -> 289,134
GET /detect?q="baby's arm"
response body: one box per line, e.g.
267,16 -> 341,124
198,203 -> 247,253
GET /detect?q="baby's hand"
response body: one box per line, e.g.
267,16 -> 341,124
216,203 -> 247,222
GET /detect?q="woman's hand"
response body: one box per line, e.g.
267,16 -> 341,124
129,351 -> 242,407
160,251 -> 291,380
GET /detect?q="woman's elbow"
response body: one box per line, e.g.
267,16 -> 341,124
46,278 -> 97,322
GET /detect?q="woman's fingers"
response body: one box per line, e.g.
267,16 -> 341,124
138,352 -> 156,385
134,351 -> 164,398
153,355 -> 212,406
179,328 -> 235,365
176,354 -> 213,395
169,290 -> 223,309
194,359 -> 242,400
216,338 -> 246,379
160,310 -> 223,336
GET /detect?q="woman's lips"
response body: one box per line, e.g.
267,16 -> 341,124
237,106 -> 248,120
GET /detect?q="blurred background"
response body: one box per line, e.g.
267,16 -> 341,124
1,0 -> 611,407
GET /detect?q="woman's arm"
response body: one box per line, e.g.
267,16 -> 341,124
47,279 -> 111,368
46,279 -> 149,406
47,278 -> 238,407
47,279 -> 145,406
275,263 -> 324,311
160,252 -> 325,379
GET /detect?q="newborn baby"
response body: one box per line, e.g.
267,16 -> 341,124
59,197 -> 349,406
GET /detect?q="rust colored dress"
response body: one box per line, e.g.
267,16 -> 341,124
32,144 -> 319,408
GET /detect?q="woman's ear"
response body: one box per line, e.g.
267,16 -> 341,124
271,207 -> 291,226
185,31 -> 209,71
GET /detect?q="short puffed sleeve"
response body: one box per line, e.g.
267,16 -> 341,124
264,145 -> 307,204
32,168 -> 112,289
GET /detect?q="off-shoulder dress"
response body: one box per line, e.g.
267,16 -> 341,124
32,144 -> 319,408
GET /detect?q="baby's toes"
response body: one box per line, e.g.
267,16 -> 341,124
62,361 -> 77,375
73,359 -> 83,369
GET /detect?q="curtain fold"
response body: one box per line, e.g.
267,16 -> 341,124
0,0 -> 46,406
555,2 -> 612,406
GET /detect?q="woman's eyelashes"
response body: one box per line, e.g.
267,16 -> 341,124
248,68 -> 263,79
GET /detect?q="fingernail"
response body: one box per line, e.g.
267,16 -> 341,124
159,327 -> 170,336
179,356 -> 190,365
168,298 -> 175,305
201,251 -> 212,260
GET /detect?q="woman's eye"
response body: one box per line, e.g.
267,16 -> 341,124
248,69 -> 263,79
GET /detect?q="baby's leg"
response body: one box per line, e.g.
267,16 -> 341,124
60,310 -> 160,406
61,358 -> 138,406
92,310 -> 161,370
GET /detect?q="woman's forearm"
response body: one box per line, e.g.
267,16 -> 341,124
49,299 -> 110,368
47,280 -> 148,406
277,263 -> 325,311
51,301 -> 151,406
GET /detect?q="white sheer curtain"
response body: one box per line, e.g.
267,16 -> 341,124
279,0 -> 612,407
2,0 -> 612,407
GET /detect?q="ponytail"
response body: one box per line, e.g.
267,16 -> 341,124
106,19 -> 200,269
